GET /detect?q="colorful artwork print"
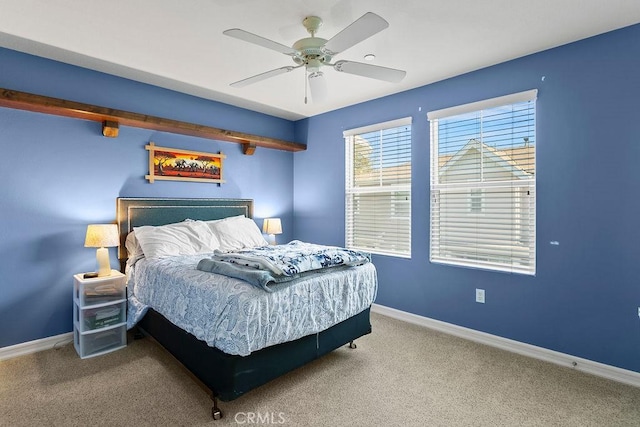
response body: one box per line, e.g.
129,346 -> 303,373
145,143 -> 225,184
155,150 -> 221,179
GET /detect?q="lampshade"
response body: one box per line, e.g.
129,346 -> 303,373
262,218 -> 282,235
84,224 -> 119,248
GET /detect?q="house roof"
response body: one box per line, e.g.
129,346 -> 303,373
353,138 -> 533,185
439,139 -> 534,178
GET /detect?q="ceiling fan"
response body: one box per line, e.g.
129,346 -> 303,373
223,12 -> 406,103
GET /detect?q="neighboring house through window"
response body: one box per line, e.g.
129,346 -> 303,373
344,117 -> 412,258
428,90 -> 537,274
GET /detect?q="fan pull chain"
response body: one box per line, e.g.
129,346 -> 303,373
304,70 -> 308,104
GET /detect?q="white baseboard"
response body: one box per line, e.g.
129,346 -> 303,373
371,303 -> 640,388
0,332 -> 74,362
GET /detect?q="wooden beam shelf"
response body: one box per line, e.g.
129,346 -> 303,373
0,88 -> 306,153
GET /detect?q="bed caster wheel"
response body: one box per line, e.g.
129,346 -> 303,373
348,341 -> 357,349
212,407 -> 223,420
211,396 -> 223,420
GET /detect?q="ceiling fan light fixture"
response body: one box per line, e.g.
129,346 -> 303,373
306,57 -> 323,73
308,71 -> 328,103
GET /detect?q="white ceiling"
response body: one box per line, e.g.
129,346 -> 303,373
1,0 -> 639,121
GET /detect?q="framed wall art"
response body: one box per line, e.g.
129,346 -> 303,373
145,142 -> 225,184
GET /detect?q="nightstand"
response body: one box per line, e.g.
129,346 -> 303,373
73,270 -> 127,359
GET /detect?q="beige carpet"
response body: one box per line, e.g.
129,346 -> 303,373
1,313 -> 639,426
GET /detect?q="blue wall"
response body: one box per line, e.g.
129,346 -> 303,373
0,48 -> 296,348
3,23 -> 640,375
293,24 -> 640,373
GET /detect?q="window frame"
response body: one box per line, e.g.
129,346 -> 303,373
428,90 -> 537,275
344,117 -> 412,258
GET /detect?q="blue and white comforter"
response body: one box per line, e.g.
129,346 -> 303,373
211,240 -> 371,276
127,253 -> 377,356
197,241 -> 371,292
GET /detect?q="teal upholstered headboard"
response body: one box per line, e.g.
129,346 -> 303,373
116,197 -> 253,270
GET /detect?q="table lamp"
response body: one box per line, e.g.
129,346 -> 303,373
262,218 -> 282,245
84,224 -> 119,276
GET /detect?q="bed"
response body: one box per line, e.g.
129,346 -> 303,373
116,197 -> 376,419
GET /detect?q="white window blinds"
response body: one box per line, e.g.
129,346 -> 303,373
345,117 -> 412,258
428,90 -> 536,274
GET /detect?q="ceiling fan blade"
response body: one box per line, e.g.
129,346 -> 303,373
223,29 -> 299,56
230,66 -> 296,88
333,60 -> 406,83
308,72 -> 328,103
321,12 -> 388,56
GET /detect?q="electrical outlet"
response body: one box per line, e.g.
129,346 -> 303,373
476,289 -> 485,304
637,307 -> 640,318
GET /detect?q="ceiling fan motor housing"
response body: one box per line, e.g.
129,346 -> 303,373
292,37 -> 331,71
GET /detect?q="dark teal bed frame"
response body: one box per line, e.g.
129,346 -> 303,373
116,198 -> 372,419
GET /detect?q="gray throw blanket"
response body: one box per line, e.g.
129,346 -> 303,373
196,258 -> 300,292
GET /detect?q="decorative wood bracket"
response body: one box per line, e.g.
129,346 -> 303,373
242,143 -> 256,155
102,120 -> 119,138
0,88 -> 306,153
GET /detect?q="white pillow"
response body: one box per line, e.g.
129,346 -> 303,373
125,231 -> 145,264
209,216 -> 268,251
204,214 -> 246,228
134,220 -> 220,258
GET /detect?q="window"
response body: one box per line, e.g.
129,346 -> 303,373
345,117 -> 412,258
469,189 -> 483,213
428,90 -> 536,274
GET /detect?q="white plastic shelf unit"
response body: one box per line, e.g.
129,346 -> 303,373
73,270 -> 127,359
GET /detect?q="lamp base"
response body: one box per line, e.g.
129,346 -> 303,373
96,247 -> 112,277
